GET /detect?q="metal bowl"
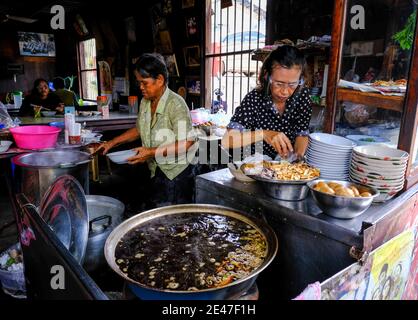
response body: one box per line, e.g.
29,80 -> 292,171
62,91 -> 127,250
250,175 -> 318,201
307,179 -> 380,219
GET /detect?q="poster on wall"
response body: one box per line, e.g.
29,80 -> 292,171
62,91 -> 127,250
18,32 -> 56,57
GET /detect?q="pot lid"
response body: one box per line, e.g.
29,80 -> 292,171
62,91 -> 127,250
85,195 -> 124,234
12,151 -> 91,168
39,175 -> 89,264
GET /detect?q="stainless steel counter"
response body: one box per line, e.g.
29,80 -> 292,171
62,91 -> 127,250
195,168 -> 418,299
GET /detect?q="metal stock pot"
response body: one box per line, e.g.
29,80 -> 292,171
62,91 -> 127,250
11,150 -> 91,207
83,195 -> 125,272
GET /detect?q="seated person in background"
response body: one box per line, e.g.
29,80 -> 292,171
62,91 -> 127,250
53,77 -> 79,107
19,78 -> 64,116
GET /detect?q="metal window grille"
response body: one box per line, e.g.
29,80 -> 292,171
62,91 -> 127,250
205,0 -> 267,115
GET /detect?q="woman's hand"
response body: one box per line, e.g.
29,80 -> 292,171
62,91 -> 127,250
95,140 -> 116,155
127,147 -> 156,165
263,130 -> 293,158
56,103 -> 64,113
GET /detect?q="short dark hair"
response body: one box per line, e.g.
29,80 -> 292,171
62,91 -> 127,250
32,78 -> 48,95
257,45 -> 306,96
134,53 -> 168,84
53,77 -> 65,89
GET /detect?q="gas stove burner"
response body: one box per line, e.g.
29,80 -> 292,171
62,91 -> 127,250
122,282 -> 259,300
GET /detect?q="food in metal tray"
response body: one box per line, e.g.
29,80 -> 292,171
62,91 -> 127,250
242,160 -> 320,181
261,161 -> 320,181
114,213 -> 267,291
313,181 -> 372,198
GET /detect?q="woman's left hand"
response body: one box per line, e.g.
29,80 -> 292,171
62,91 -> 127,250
127,147 -> 156,164
56,103 -> 65,113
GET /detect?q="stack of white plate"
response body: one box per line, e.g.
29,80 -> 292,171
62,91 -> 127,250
306,133 -> 355,181
350,145 -> 409,202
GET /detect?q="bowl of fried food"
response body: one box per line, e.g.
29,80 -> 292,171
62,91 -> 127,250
242,161 -> 320,201
307,180 -> 379,219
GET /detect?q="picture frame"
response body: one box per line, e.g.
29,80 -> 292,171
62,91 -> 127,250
17,32 -> 56,57
182,0 -> 195,9
157,30 -> 173,54
186,16 -> 198,38
164,54 -> 180,77
185,76 -> 200,95
183,45 -> 200,67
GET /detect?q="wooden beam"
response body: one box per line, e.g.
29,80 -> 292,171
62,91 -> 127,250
324,0 -> 347,133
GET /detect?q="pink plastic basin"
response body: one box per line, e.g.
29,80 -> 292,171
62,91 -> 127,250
10,125 -> 61,150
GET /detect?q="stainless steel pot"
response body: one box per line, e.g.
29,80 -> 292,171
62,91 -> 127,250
83,195 -> 125,272
104,204 -> 278,300
11,151 -> 91,207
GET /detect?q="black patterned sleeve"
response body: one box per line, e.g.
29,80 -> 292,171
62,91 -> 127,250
294,88 -> 313,136
227,91 -> 256,131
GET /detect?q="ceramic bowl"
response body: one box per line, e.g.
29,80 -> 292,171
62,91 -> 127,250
107,149 -> 136,164
353,145 -> 409,161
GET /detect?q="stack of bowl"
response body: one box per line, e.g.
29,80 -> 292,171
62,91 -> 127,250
349,145 -> 409,202
306,133 -> 356,180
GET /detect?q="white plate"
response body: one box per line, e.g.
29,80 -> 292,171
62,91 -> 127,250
349,163 -> 405,178
0,140 -> 13,153
306,150 -> 352,160
352,150 -> 408,164
351,154 -> 407,168
349,175 -> 404,190
353,145 -> 409,161
309,133 -> 356,148
351,161 -> 407,175
308,143 -> 353,153
306,160 -> 349,169
349,171 -> 404,187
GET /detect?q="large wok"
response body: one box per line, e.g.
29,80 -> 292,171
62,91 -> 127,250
104,204 -> 278,300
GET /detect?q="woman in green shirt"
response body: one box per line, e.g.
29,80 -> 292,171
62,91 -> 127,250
97,53 -> 197,208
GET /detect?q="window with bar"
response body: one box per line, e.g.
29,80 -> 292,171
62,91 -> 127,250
205,0 -> 267,115
77,38 -> 98,101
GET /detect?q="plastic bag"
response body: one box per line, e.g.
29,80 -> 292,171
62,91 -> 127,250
0,102 -> 18,129
343,102 -> 376,127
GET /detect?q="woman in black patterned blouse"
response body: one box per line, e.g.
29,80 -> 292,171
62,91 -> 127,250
222,45 -> 312,161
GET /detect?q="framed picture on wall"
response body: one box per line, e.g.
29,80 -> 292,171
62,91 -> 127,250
164,54 -> 180,77
157,30 -> 173,54
17,32 -> 56,57
185,76 -> 200,95
182,0 -> 195,9
186,16 -> 198,38
183,45 -> 200,67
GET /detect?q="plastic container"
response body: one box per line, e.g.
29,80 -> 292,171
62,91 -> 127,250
0,243 -> 26,298
10,125 -> 61,150
13,91 -> 23,108
49,121 -> 65,129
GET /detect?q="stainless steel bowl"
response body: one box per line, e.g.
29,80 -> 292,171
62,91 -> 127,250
307,179 -> 380,219
250,175 -> 318,201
